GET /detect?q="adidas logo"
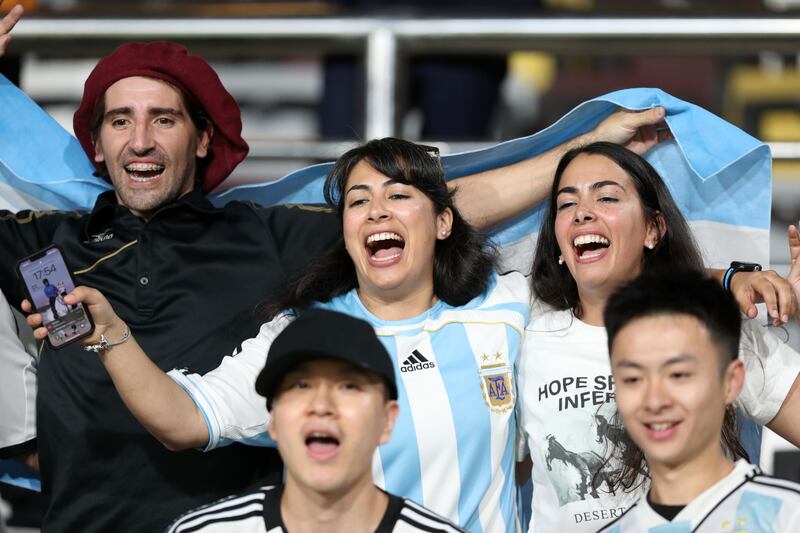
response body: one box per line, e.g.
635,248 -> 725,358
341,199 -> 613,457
401,350 -> 436,373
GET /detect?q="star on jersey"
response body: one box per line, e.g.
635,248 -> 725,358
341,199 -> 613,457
479,356 -> 514,413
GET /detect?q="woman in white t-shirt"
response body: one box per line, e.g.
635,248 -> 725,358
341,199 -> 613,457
516,141 -> 800,533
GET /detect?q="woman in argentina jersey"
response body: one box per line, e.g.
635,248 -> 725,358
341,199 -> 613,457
51,138 -> 530,533
516,142 -> 800,533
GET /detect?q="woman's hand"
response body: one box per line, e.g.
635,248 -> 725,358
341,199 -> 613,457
589,106 -> 671,155
729,268 -> 797,326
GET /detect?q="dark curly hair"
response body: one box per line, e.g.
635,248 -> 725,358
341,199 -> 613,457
259,138 -> 496,319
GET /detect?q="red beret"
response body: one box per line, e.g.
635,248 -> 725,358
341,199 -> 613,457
73,41 -> 249,193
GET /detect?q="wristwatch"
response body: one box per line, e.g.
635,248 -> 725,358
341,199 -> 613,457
723,261 -> 762,292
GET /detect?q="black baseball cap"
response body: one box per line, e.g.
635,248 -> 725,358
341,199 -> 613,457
255,309 -> 398,408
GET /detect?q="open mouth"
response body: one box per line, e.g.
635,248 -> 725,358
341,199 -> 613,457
305,432 -> 340,459
573,234 -> 610,259
124,163 -> 165,183
366,232 -> 405,262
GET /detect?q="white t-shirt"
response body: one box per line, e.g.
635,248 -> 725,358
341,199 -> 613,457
599,459 -> 800,532
517,306 -> 800,533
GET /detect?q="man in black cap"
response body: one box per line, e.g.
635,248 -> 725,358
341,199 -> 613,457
167,309 -> 465,533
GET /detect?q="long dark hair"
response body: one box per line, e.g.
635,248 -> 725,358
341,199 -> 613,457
259,138 -> 496,319
599,268 -> 748,493
594,406 -> 745,494
531,142 -> 705,317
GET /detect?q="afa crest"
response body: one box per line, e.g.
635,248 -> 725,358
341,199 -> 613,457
479,361 -> 514,413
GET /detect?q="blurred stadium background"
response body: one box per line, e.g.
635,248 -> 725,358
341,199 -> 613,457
1,0 -> 798,530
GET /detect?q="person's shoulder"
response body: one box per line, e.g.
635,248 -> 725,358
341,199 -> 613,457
164,485 -> 276,533
595,501 -> 639,533
745,468 -> 800,500
455,269 -> 530,312
1,208 -> 86,224
494,269 -> 531,295
723,466 -> 800,528
388,496 -> 467,533
231,200 -> 334,216
234,201 -> 338,238
526,302 -> 574,334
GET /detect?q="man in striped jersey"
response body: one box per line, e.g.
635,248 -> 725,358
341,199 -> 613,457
167,309 -> 464,533
599,270 -> 800,532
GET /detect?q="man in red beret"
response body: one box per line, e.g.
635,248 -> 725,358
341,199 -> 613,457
73,40 -> 249,199
1,20 -> 343,533
0,4 -> 669,532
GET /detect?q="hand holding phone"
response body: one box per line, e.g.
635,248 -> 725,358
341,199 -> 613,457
17,245 -> 94,349
21,284 -> 129,354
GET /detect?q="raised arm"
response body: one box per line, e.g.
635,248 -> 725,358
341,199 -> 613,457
0,2 -> 23,57
23,287 -> 209,451
450,106 -> 667,229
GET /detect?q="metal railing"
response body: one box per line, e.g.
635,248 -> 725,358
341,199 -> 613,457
11,16 -> 800,159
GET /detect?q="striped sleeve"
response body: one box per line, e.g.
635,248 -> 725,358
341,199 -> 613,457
167,314 -> 294,451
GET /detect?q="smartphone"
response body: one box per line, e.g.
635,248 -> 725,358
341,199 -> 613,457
16,245 -> 94,349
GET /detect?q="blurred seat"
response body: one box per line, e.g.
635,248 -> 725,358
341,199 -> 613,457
724,64 -> 800,133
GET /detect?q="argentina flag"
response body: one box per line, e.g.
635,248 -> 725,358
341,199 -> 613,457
214,87 -> 772,272
0,75 -> 111,211
0,76 -> 770,271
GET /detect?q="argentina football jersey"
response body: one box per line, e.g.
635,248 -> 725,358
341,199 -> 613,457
318,271 -> 530,533
599,460 -> 800,532
170,270 -> 530,533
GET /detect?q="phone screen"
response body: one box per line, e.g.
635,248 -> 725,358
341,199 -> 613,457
17,246 -> 93,348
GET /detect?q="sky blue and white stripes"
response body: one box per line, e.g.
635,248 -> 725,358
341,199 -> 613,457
0,78 -> 771,271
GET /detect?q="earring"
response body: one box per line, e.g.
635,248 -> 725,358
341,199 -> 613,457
646,241 -> 655,250
441,230 -> 448,236
558,255 -> 564,265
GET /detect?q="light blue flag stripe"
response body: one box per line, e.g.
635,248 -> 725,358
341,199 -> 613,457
436,321 -> 491,533
212,87 -> 771,247
0,77 -> 770,245
0,75 -> 110,211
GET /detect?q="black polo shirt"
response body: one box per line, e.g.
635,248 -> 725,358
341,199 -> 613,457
0,190 -> 340,532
